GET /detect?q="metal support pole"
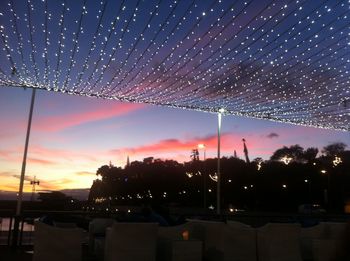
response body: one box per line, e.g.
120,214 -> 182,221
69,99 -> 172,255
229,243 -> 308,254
12,88 -> 36,247
217,111 -> 222,215
202,147 -> 207,210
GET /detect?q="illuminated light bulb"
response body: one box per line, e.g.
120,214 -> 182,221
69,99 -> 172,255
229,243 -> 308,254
332,156 -> 342,166
209,173 -> 218,182
280,156 -> 292,165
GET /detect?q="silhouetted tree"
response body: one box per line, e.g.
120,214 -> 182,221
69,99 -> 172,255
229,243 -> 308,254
88,146 -> 350,213
322,142 -> 347,157
270,145 -> 304,161
303,147 -> 319,163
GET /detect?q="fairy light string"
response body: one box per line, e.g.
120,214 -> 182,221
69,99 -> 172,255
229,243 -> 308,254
117,0 -> 197,97
81,0 -> 128,93
72,0 -> 108,93
0,0 -> 348,131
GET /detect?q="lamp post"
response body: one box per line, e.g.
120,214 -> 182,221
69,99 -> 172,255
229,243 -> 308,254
304,179 -> 311,202
198,143 -> 206,210
321,169 -> 330,208
13,88 -> 36,247
217,108 -> 225,215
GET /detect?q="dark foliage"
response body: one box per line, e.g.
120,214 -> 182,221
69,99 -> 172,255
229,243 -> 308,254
89,144 -> 350,213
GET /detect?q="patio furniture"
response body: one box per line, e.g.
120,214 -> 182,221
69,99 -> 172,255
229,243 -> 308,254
88,218 -> 114,256
312,222 -> 348,261
161,239 -> 202,261
53,222 -> 77,228
157,223 -> 203,261
224,221 -> 257,261
300,223 -> 326,260
257,223 -> 302,261
33,221 -> 84,261
104,222 -> 158,261
185,219 -> 226,260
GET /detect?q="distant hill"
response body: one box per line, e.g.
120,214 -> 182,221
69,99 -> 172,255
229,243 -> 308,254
0,191 -> 33,201
0,188 -> 90,201
59,189 -> 90,201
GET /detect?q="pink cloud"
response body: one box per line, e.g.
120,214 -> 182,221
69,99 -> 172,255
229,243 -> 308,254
0,150 -> 20,162
110,133 -> 232,155
109,132 -> 270,159
108,130 -> 290,162
33,102 -> 144,132
28,157 -> 56,165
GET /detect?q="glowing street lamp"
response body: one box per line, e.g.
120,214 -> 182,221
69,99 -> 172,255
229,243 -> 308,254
217,108 -> 225,215
197,143 -> 206,209
320,169 -> 330,207
197,143 -> 206,158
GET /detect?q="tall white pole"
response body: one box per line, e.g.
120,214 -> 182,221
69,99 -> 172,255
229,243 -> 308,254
198,144 -> 206,210
13,88 -> 36,246
217,111 -> 222,215
203,147 -> 206,209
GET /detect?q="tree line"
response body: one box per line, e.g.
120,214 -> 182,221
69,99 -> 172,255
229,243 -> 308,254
88,142 -> 350,212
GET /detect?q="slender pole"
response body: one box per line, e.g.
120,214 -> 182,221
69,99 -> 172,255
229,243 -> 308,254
217,112 -> 222,215
203,147 -> 206,210
13,88 -> 36,246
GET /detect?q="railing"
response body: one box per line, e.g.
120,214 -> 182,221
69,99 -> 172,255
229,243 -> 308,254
1,208 -> 350,246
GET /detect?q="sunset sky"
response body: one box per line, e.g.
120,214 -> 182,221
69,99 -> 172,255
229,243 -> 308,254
0,87 -> 349,193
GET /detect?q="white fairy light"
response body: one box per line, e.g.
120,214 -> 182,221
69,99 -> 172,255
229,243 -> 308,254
333,156 -> 342,166
0,0 -> 348,131
209,173 -> 218,182
280,156 -> 293,165
185,172 -> 193,178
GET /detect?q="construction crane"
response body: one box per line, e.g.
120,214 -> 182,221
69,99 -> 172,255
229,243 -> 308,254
30,176 -> 40,201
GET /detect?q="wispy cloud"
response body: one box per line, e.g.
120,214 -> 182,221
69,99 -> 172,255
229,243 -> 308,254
75,171 -> 96,176
0,150 -> 19,161
33,102 -> 144,132
28,157 -> 56,165
28,145 -> 98,162
0,171 -> 16,177
266,132 -> 279,139
10,173 -> 75,191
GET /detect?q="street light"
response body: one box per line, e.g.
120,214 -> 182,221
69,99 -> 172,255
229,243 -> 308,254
197,143 -> 206,209
217,108 -> 225,215
321,169 -> 330,207
198,143 -> 206,157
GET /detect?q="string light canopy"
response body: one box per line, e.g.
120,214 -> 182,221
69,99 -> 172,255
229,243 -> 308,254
0,0 -> 349,131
